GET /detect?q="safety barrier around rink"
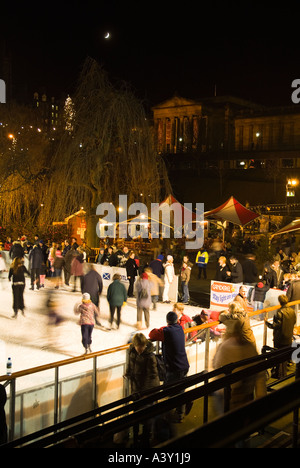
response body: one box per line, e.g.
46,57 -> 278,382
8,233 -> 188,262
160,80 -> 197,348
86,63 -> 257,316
1,299 -> 300,442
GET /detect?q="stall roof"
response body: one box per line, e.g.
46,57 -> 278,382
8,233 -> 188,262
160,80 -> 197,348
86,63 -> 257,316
271,219 -> 300,237
204,196 -> 260,226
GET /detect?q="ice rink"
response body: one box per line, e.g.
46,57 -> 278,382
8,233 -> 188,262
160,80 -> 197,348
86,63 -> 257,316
0,276 -> 205,378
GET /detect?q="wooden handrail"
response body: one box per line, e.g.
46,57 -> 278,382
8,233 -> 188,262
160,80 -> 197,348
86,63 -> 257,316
185,299 -> 300,334
1,299 -> 299,382
0,344 -> 129,382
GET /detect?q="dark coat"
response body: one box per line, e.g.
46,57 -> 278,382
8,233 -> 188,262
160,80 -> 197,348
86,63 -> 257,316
230,261 -> 243,283
149,259 -> 164,278
287,279 -> 300,302
242,258 -> 258,283
253,283 -> 270,302
71,254 -> 84,276
53,255 -> 65,271
125,257 -> 138,278
266,306 -> 296,347
81,269 -> 103,305
263,266 -> 277,288
163,324 -> 190,374
64,249 -> 78,274
125,341 -> 160,393
107,279 -> 127,307
215,264 -> 231,282
8,265 -> 29,283
9,242 -> 24,260
29,246 -> 43,269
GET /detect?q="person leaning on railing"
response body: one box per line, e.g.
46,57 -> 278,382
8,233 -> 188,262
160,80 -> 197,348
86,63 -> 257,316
218,302 -> 257,347
265,294 -> 296,378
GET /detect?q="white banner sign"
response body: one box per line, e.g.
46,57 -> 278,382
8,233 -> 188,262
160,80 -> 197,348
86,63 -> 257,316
93,264 -> 130,292
210,280 -> 283,312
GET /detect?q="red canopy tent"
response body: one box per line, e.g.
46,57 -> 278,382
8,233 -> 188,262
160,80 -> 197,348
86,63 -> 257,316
204,196 -> 260,226
159,194 -> 196,221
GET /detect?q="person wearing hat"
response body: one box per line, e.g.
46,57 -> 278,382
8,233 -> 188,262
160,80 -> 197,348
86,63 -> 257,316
252,277 -> 270,320
149,311 -> 190,422
163,255 -> 175,303
74,293 -> 100,353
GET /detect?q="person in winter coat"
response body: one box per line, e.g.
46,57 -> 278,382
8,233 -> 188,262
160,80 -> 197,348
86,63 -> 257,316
125,251 -> 138,297
242,254 -> 258,285
219,301 -> 256,346
286,276 -> 300,302
195,248 -> 209,279
53,247 -> 65,289
74,292 -> 100,353
9,240 -> 24,260
8,257 -> 30,318
228,256 -> 243,283
28,244 -> 43,290
265,295 -> 296,348
106,273 -> 127,329
234,285 -> 251,312
144,267 -> 164,310
252,279 -> 270,320
180,256 -> 192,304
71,252 -> 84,292
265,295 -> 296,378
38,240 -> 48,288
63,248 -> 78,286
124,333 -> 160,445
48,242 -> 57,277
212,333 -> 266,413
262,263 -> 278,288
163,255 -> 175,303
135,272 -> 152,329
215,256 -> 231,282
149,311 -> 190,422
149,254 -> 165,278
125,333 -> 160,393
81,264 -> 103,307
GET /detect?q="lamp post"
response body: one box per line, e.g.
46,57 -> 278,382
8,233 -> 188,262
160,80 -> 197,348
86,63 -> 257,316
286,178 -> 298,214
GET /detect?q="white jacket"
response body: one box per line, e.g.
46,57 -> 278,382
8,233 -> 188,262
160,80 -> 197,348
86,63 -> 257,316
164,261 -> 175,283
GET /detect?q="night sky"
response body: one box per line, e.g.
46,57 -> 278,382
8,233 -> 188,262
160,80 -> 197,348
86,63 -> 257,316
1,1 -> 300,107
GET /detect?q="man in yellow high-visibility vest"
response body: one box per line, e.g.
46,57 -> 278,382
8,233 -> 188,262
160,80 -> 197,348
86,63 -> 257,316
195,248 -> 209,279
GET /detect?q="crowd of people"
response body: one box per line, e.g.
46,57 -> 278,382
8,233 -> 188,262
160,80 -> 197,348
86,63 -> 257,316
1,232 -> 299,438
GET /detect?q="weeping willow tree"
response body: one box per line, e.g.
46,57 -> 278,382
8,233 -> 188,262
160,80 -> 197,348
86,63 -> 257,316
40,58 -> 171,245
0,102 -> 50,233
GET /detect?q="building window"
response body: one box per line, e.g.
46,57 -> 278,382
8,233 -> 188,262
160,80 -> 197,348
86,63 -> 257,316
281,158 -> 294,168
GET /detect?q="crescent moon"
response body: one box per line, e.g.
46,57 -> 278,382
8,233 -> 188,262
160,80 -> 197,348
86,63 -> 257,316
105,32 -> 110,39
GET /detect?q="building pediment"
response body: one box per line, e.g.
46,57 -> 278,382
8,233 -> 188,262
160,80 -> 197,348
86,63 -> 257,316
152,95 -> 200,110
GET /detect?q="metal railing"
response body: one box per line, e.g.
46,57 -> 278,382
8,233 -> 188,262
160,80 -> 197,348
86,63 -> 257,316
1,299 -> 299,442
1,344 -> 299,448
